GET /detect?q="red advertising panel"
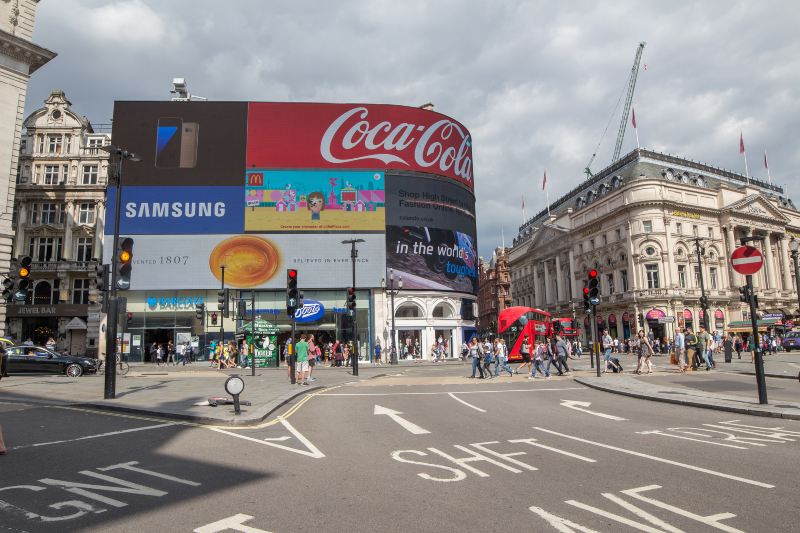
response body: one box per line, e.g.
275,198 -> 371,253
247,103 -> 474,191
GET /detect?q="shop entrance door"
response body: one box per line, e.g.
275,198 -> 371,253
144,329 -> 174,363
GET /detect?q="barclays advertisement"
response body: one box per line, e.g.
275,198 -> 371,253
105,186 -> 245,234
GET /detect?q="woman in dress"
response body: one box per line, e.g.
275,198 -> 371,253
635,329 -> 654,374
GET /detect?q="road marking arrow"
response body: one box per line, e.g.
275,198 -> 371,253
374,404 -> 431,435
560,400 -> 627,421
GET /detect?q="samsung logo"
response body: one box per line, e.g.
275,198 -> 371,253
125,202 -> 226,218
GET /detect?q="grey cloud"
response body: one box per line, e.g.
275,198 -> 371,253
26,0 -> 800,257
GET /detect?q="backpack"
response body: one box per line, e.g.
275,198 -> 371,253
610,357 -> 623,373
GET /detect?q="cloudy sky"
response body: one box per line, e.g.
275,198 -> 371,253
26,0 -> 799,257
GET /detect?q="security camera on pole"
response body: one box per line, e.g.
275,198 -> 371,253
731,242 -> 768,404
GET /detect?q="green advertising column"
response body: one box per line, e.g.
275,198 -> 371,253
243,318 -> 278,367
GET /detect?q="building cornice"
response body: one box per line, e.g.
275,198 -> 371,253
0,28 -> 56,74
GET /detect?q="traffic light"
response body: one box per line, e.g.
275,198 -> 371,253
638,313 -> 645,328
12,256 -> 32,302
116,238 -> 134,290
2,277 -> 14,303
217,288 -> 229,318
126,312 -> 133,323
237,299 -> 246,318
738,286 -> 749,303
195,303 -> 205,321
210,312 -> 218,326
93,263 -> 108,292
346,287 -> 356,312
699,295 -> 708,309
582,286 -> 591,313
588,269 -> 599,300
286,268 -> 298,317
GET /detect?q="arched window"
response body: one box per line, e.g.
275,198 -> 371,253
33,280 -> 52,305
432,303 -> 454,318
395,303 -> 423,318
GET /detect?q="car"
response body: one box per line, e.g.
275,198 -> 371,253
781,331 -> 800,352
4,345 -> 98,377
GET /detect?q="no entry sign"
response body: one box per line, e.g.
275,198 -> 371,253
730,245 -> 764,275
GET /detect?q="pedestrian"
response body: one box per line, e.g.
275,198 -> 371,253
684,328 -> 698,370
467,338 -> 485,379
547,337 -> 565,376
166,341 -> 175,365
307,334 -> 318,381
482,339 -> 494,378
697,325 -> 713,370
333,339 -> 343,367
373,341 -> 382,366
156,343 -> 164,366
295,334 -> 310,385
635,329 -> 654,374
495,339 -> 513,377
674,328 -> 686,372
554,334 -> 571,375
284,338 -> 294,378
601,329 -> 613,373
178,341 -> 187,366
529,340 -> 550,379
734,335 -> 742,359
514,335 -> 533,375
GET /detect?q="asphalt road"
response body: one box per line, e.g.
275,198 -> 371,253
1,364 -> 799,532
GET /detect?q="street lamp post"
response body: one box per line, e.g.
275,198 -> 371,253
692,237 -> 710,331
382,269 -> 403,365
101,146 -> 141,400
789,239 -> 800,315
342,239 -> 365,376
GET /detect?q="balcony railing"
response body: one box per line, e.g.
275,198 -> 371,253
30,260 -> 97,272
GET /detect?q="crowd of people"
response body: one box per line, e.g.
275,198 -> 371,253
465,335 -> 575,379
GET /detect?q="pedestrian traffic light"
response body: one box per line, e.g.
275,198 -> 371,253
127,312 -> 133,323
210,312 -> 218,325
346,287 -> 356,311
286,268 -> 298,317
582,286 -> 591,313
588,269 -> 599,299
116,238 -> 134,290
2,277 -> 13,302
195,303 -> 205,320
217,288 -> 229,318
699,295 -> 708,309
237,299 -> 246,318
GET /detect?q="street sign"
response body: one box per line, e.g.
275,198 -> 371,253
657,316 -> 675,324
590,297 -> 600,305
730,246 -> 763,275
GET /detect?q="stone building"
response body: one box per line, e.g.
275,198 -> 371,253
509,149 -> 800,343
0,0 -> 55,336
477,247 -> 511,336
7,90 -> 109,353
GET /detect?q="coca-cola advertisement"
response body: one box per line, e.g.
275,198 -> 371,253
247,102 -> 474,191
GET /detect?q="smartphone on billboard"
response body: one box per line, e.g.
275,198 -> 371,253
179,122 -> 199,168
155,117 -> 182,168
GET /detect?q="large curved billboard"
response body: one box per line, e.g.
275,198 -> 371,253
108,101 -> 476,294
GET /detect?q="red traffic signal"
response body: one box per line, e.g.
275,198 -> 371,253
582,287 -> 590,295
287,269 -> 297,279
210,312 -> 218,325
588,269 -> 598,279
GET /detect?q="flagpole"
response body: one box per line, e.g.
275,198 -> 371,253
743,150 -> 750,185
765,149 -> 772,185
546,188 -> 551,218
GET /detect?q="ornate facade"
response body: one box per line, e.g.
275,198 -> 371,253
0,0 -> 55,336
477,247 -> 511,335
509,149 -> 800,342
8,90 -> 109,354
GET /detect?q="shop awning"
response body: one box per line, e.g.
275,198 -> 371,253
725,318 -> 784,333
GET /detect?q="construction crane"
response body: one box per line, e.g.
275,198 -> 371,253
584,41 -> 646,178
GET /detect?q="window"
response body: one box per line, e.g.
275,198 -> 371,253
78,203 -> 95,225
28,237 -> 62,262
676,222 -> 682,234
578,244 -> 584,254
710,267 -> 718,289
43,165 -> 59,185
75,237 -> 93,262
48,135 -> 62,154
602,235 -> 608,245
39,203 -> 58,224
88,137 -> 105,147
645,246 -> 656,256
37,134 -> 44,153
645,264 -> 660,289
82,165 -> 98,184
678,265 -> 687,288
606,273 -> 615,295
642,220 -> 653,233
615,229 -> 621,241
590,239 -> 595,250
692,225 -> 699,236
708,227 -> 714,239
72,279 -> 90,305
694,266 -> 702,287
65,135 -> 72,154
621,269 -> 629,292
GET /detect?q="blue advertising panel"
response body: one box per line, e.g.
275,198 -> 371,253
105,186 -> 245,235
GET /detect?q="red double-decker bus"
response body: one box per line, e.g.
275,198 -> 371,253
498,306 -> 552,363
553,317 -> 579,338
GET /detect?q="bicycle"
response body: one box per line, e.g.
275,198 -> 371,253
98,353 -> 130,376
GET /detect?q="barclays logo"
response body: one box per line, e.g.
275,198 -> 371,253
294,300 -> 325,323
148,296 -> 204,310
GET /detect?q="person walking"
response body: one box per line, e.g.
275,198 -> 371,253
529,340 -> 550,379
674,329 -> 686,372
514,335 -> 533,375
467,338 -> 485,379
284,338 -> 294,378
635,330 -> 654,374
697,325 -> 713,370
554,334 -> 571,375
373,341 -> 382,366
156,343 -> 164,367
295,334 -> 310,385
494,339 -> 513,377
177,341 -> 187,366
482,340 -> 494,378
734,335 -> 742,359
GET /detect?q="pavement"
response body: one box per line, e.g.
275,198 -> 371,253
1,363 -> 799,532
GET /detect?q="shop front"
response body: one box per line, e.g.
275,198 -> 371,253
645,308 -> 667,340
621,312 -> 632,339
607,314 -> 618,339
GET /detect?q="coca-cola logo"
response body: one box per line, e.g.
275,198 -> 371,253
294,300 -> 325,323
320,107 -> 473,184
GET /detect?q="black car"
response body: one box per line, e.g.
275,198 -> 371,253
5,345 -> 97,377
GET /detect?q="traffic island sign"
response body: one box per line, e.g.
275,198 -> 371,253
730,246 -> 764,275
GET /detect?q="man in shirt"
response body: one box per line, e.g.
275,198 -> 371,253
295,334 -> 310,385
697,325 -> 712,371
685,328 -> 698,370
601,329 -> 613,373
674,329 -> 686,371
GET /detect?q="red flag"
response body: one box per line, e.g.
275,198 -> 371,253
739,132 -> 745,154
764,149 -> 769,169
542,170 -> 547,190
631,107 -> 637,129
